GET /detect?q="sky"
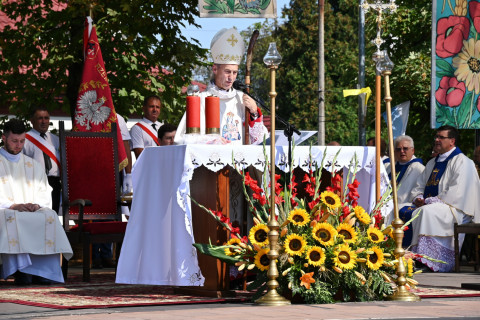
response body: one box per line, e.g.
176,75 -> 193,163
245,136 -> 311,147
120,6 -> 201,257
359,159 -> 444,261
181,0 -> 290,49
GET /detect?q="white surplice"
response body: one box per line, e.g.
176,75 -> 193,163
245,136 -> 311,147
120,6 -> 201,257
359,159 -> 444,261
407,152 -> 480,272
0,150 -> 72,282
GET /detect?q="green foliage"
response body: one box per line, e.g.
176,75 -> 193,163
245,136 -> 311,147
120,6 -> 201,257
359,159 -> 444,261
0,0 -> 207,123
192,243 -> 240,264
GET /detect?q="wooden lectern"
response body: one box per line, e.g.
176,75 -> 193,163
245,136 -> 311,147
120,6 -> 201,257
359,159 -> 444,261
175,166 -> 233,297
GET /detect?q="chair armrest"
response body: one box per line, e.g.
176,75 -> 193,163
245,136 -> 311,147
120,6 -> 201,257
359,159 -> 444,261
64,199 -> 92,232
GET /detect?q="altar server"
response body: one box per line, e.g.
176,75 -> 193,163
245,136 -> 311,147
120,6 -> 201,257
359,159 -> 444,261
23,107 -> 61,213
174,28 -> 268,145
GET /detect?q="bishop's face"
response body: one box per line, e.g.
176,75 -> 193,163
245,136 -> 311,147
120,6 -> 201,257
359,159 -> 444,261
2,132 -> 26,155
213,64 -> 238,90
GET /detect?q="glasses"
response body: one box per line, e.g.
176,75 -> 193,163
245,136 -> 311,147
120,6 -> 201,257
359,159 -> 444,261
434,135 -> 451,140
395,147 -> 412,152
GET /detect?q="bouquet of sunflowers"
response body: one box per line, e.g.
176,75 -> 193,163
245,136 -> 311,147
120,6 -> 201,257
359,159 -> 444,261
193,148 -> 419,304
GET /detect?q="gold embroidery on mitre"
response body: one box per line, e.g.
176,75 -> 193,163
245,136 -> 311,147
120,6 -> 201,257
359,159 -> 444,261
213,54 -> 242,64
227,34 -> 238,47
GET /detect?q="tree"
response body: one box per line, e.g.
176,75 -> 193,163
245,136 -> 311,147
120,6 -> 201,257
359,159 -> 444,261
0,0 -> 208,123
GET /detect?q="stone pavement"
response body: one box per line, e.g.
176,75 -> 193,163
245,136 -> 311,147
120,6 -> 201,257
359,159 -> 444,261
1,269 -> 479,320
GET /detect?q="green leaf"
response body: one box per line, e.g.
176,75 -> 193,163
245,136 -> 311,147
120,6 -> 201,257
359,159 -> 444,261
436,103 -> 454,126
436,59 -> 454,76
457,92 -> 473,128
260,0 -> 271,10
227,0 -> 235,12
193,243 -> 240,264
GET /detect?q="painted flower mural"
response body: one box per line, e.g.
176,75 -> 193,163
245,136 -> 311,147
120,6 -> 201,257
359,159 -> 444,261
435,16 -> 470,58
435,76 -> 466,107
435,0 -> 480,128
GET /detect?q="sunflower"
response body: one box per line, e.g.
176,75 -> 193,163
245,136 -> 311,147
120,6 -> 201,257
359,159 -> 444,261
312,222 -> 337,246
367,227 -> 384,243
336,223 -> 358,244
320,190 -> 341,211
224,237 -> 242,256
354,205 -> 371,225
249,224 -> 269,247
334,243 -> 357,270
287,208 -> 310,227
453,38 -> 480,94
366,246 -> 384,270
306,246 -> 326,266
254,248 -> 270,271
284,233 -> 307,256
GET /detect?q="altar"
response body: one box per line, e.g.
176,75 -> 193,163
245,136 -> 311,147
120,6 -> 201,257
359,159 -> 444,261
115,145 -> 389,286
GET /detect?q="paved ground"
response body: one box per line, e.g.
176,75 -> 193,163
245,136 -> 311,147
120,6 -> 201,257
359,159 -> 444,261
1,268 -> 479,320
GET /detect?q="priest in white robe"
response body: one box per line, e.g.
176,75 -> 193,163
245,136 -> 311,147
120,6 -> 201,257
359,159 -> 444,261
400,126 -> 480,272
385,135 -> 424,246
0,118 -> 72,284
175,28 -> 268,145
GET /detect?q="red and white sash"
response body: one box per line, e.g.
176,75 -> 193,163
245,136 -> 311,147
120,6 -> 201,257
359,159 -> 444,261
135,122 -> 160,146
25,132 -> 60,167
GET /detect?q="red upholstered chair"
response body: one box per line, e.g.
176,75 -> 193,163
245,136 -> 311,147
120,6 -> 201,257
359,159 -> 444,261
59,121 -> 127,282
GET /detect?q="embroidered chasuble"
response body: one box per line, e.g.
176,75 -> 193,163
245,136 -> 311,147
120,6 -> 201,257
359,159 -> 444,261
0,152 -> 73,262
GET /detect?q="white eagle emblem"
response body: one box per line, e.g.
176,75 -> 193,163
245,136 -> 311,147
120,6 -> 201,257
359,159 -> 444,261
75,90 -> 110,129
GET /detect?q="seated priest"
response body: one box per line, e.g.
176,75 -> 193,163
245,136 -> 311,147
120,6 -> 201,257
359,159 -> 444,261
385,135 -> 424,245
0,118 -> 73,285
174,27 -> 268,145
398,125 -> 480,272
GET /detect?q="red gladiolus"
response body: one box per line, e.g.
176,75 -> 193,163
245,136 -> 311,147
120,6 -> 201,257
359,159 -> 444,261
435,15 -> 470,58
231,226 -> 240,234
305,183 -> 316,197
470,1 -> 480,33
435,76 -> 466,107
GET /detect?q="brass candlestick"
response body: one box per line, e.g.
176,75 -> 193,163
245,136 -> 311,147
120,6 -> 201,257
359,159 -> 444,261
255,43 -> 290,306
379,51 -> 420,302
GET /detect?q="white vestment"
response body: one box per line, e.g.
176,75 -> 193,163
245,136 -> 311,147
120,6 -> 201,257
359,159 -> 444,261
0,150 -> 73,282
385,159 -> 425,225
175,84 -> 268,145
408,152 -> 480,272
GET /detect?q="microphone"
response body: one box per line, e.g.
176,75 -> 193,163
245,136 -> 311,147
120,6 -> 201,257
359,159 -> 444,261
232,80 -> 250,92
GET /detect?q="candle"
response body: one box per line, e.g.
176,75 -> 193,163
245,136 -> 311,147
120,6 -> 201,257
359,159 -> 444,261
205,96 -> 220,134
186,96 -> 200,133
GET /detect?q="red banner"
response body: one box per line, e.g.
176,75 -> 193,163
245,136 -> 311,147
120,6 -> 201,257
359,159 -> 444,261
74,16 -> 127,171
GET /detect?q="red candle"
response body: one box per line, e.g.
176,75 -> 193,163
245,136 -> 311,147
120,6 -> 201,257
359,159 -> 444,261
205,96 -> 220,134
186,96 -> 200,133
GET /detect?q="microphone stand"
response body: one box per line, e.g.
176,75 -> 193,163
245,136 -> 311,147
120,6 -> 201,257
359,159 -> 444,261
241,89 -> 300,170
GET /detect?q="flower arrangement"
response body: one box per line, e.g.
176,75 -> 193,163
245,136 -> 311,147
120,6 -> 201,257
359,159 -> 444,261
435,0 -> 480,128
192,149 -> 421,303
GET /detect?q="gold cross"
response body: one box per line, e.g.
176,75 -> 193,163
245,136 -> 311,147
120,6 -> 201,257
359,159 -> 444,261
0,176 -> 7,184
6,216 -> 15,223
9,238 -> 18,247
46,240 -> 54,247
227,34 -> 238,47
25,161 -> 33,168
46,216 -> 55,224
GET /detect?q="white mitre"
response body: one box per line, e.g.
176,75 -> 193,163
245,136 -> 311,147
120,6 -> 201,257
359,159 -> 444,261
210,28 -> 245,65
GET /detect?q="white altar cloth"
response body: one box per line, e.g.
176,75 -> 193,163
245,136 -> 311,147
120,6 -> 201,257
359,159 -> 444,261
115,145 -> 389,286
